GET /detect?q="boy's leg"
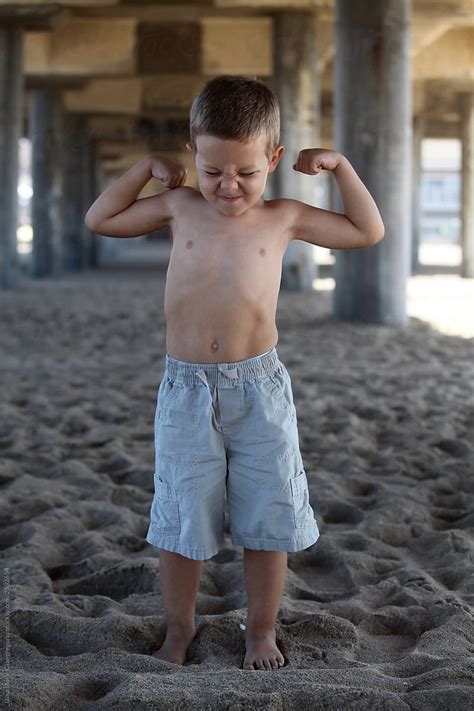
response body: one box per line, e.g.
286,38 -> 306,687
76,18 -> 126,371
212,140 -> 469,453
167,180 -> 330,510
243,548 -> 287,670
152,549 -> 202,664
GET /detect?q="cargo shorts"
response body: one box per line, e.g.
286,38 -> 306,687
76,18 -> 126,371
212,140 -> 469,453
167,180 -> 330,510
146,346 -> 320,560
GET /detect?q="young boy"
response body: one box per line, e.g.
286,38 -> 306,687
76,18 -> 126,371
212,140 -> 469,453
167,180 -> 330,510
85,75 -> 384,671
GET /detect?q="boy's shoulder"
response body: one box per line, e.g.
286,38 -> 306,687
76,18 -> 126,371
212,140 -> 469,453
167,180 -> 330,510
163,185 -> 199,218
167,188 -> 298,242
173,186 -> 200,197
168,185 -> 200,205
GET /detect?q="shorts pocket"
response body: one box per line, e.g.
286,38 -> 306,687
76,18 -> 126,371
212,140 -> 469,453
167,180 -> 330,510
155,377 -> 196,461
267,367 -> 293,413
290,469 -> 313,529
158,376 -> 185,412
151,476 -> 180,534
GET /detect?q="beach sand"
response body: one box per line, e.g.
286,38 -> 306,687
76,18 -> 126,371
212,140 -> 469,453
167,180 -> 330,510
1,260 -> 473,710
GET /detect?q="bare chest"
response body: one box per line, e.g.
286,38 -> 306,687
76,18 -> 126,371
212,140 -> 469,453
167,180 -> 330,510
165,201 -> 289,306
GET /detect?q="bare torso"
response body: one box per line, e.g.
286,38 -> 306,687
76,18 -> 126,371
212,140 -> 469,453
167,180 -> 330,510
164,187 -> 292,363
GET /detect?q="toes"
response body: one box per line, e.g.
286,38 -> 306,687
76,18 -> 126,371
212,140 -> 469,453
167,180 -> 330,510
243,656 -> 285,670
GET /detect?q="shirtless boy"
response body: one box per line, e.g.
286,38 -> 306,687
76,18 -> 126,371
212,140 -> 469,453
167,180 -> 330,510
85,75 -> 384,671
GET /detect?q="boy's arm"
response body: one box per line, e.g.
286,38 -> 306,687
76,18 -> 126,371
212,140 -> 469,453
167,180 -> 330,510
84,155 -> 186,237
286,150 -> 385,250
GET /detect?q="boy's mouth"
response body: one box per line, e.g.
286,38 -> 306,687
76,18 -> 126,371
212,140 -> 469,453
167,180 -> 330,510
220,196 -> 241,202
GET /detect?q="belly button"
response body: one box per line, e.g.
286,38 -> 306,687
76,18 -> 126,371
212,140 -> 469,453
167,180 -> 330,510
211,340 -> 219,351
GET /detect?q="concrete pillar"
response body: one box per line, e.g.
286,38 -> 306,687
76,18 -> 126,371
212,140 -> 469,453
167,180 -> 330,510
333,0 -> 411,324
271,10 -> 320,291
0,26 -> 22,289
63,113 -> 88,271
83,134 -> 100,267
411,115 -> 424,274
460,92 -> 473,279
29,88 -> 64,278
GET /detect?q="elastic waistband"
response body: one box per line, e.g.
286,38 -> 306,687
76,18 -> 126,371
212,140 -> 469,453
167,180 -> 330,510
165,347 -> 280,386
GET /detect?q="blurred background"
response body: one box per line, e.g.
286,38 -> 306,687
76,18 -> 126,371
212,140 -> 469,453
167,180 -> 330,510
1,3 -> 473,708
1,0 -> 473,336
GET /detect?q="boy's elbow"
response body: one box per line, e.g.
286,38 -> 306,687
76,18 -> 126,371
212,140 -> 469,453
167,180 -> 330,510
368,224 -> 385,245
374,228 -> 385,243
84,212 -> 99,232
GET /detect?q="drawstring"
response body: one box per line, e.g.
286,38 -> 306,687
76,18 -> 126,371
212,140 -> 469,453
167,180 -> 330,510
219,365 -> 239,379
196,369 -> 209,387
195,365 -> 239,388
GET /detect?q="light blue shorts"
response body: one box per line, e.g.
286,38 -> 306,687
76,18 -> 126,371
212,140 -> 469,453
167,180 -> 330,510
146,346 -> 320,560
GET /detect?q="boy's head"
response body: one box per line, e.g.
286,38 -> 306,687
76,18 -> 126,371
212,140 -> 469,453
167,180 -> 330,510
186,75 -> 285,215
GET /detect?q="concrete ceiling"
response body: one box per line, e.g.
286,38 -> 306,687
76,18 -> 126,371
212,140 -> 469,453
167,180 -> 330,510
4,0 -> 472,176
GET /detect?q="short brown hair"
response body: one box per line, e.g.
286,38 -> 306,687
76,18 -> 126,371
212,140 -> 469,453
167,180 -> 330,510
188,74 -> 280,162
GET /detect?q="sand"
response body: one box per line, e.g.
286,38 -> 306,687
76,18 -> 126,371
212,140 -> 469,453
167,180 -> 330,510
0,257 -> 473,710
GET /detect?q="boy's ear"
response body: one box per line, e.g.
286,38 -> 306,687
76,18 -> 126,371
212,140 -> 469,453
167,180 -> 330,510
268,145 -> 285,173
186,142 -> 193,153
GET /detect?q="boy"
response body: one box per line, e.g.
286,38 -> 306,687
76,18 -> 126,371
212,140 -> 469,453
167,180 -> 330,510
85,75 -> 384,671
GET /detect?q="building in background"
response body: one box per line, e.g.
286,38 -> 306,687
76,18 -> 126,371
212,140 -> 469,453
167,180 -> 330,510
421,138 -> 461,243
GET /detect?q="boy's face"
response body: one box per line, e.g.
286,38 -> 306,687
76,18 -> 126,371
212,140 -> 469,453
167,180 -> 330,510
186,134 -> 284,216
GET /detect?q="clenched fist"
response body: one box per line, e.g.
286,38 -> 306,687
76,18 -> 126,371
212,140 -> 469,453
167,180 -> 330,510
293,148 -> 341,175
148,154 -> 188,189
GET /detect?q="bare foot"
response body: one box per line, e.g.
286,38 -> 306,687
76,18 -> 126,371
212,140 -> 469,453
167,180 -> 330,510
243,628 -> 286,670
152,625 -> 197,665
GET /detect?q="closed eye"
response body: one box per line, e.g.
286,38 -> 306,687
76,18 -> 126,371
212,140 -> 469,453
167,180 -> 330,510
204,171 -> 257,176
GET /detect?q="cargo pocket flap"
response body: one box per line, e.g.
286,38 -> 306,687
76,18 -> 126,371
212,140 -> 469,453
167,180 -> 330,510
290,470 -> 308,497
154,476 -> 178,502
